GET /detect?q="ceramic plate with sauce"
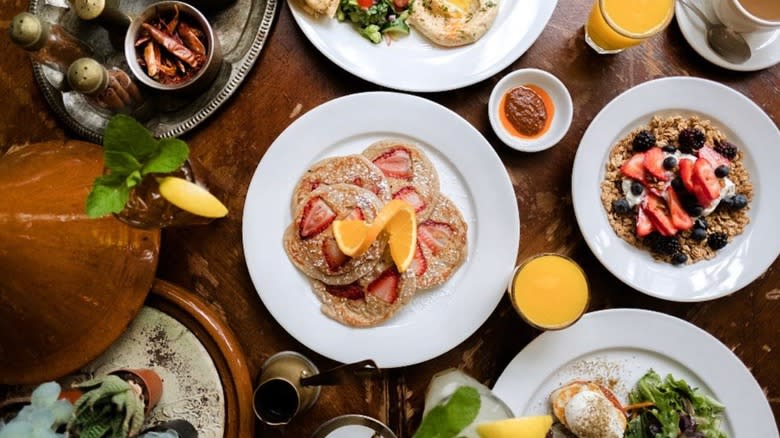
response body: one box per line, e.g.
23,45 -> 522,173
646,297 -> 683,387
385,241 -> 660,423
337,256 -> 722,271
492,309 -> 778,437
286,0 -> 556,92
572,76 -> 780,301
243,92 -> 519,367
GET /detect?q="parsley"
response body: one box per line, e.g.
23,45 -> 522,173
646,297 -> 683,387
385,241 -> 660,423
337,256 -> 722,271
85,115 -> 189,218
412,386 -> 480,438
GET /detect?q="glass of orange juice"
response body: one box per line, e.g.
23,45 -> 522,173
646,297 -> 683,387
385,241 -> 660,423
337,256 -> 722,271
508,254 -> 590,330
585,0 -> 676,54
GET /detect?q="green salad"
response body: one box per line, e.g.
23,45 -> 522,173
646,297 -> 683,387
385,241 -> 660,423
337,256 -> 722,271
336,0 -> 411,43
626,370 -> 727,438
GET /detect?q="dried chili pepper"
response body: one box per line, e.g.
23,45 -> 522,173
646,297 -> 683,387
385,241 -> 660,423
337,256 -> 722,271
141,23 -> 202,68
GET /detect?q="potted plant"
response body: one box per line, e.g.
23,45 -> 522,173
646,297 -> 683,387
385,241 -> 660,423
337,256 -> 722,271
0,381 -> 73,437
108,369 -> 163,415
66,374 -> 148,437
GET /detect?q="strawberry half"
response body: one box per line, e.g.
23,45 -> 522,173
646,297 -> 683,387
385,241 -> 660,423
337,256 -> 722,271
666,188 -> 694,231
643,147 -> 670,181
322,238 -> 349,271
679,159 -> 695,193
697,146 -> 730,169
644,193 -> 677,237
418,221 -> 453,254
620,152 -> 647,182
393,186 -> 426,213
692,159 -> 721,207
344,207 -> 364,221
325,283 -> 364,300
636,206 -> 655,237
367,267 -> 400,304
372,147 -> 413,180
410,243 -> 427,277
299,196 -> 336,239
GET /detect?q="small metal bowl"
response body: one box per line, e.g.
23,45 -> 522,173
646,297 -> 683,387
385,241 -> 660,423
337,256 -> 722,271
124,1 -> 222,93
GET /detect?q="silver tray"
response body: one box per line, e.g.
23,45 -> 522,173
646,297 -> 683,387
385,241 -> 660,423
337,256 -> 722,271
29,0 -> 277,142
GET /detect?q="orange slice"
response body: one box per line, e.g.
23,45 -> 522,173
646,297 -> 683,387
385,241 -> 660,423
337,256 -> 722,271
332,219 -> 371,256
385,205 -> 416,272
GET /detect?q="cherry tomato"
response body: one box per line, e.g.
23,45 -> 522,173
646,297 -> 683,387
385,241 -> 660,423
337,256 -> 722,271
357,0 -> 373,8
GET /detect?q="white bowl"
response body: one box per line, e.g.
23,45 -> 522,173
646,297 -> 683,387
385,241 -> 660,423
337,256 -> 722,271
488,68 -> 573,152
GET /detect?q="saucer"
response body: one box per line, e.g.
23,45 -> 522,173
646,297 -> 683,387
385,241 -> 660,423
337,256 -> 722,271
676,0 -> 780,71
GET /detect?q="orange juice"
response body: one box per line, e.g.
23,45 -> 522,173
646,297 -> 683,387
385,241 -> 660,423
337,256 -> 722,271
510,254 -> 589,330
585,0 -> 675,53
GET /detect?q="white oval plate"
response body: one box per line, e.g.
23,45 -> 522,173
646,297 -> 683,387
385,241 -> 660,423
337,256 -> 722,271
287,0 -> 556,92
242,92 -> 519,367
572,76 -> 780,302
492,309 -> 779,437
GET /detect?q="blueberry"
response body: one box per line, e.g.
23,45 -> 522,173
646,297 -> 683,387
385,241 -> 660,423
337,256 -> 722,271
662,145 -> 677,153
731,194 -> 748,209
671,253 -> 688,265
720,196 -> 735,209
715,165 -> 730,178
630,181 -> 644,196
662,156 -> 677,170
691,228 -> 707,241
685,204 -> 704,217
612,198 -> 631,214
694,218 -> 708,230
671,177 -> 685,192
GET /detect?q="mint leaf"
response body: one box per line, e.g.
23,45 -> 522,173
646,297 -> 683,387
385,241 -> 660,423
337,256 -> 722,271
142,138 -> 189,175
103,114 -> 157,161
412,386 -> 480,438
104,150 -> 142,174
85,174 -> 131,218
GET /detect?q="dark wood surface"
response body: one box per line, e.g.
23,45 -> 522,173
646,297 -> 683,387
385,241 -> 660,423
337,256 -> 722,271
1,0 -> 778,435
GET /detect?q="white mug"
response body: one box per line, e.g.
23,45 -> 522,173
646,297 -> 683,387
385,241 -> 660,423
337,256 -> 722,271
713,0 -> 780,33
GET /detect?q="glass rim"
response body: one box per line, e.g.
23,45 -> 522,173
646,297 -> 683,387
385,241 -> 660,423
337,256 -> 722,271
598,0 -> 676,39
507,252 -> 591,331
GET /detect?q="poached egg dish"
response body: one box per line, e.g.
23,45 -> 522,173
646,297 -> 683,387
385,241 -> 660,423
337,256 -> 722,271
549,381 -> 627,438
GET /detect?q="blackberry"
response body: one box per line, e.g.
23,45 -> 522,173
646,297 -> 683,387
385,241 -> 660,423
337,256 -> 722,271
612,198 -> 631,214
714,165 -> 730,178
720,196 -> 735,209
691,228 -> 707,241
714,140 -> 738,160
707,232 -> 728,250
671,253 -> 688,265
671,177 -> 685,192
684,203 -> 703,217
632,130 -> 656,152
630,181 -> 644,196
662,144 -> 677,153
694,218 -> 708,230
646,233 -> 682,255
678,128 -> 706,153
663,156 -> 677,170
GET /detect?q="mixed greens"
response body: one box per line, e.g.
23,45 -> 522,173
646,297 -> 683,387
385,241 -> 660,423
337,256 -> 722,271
626,370 -> 727,438
336,0 -> 411,43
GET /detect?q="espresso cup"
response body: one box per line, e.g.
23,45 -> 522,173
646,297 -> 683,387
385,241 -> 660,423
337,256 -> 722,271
713,0 -> 780,33
252,351 -> 321,426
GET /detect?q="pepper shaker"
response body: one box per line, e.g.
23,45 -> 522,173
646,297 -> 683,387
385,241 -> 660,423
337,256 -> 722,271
71,0 -> 131,49
9,12 -> 93,76
67,57 -> 148,117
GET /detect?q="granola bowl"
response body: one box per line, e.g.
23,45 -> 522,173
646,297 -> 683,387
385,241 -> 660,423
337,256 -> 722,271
124,1 -> 222,93
572,77 -> 780,302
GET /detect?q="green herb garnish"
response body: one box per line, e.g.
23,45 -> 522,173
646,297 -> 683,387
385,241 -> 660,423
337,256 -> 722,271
85,115 -> 189,218
412,386 -> 480,438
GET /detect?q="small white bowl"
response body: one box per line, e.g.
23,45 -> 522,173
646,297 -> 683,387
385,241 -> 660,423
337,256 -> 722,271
488,68 -> 573,152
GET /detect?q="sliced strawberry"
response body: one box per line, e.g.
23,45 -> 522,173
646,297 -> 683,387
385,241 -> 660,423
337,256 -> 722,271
692,159 -> 721,207
351,176 -> 365,188
620,153 -> 647,182
666,188 -> 694,231
367,267 -> 400,304
418,221 -> 453,254
643,147 -> 670,181
309,180 -> 322,191
644,193 -> 677,237
325,283 -> 364,300
322,238 -> 349,271
393,186 -> 426,213
410,243 -> 427,277
344,207 -> 364,221
372,147 -> 413,180
679,159 -> 695,193
299,196 -> 336,239
636,207 -> 655,237
698,146 -> 730,169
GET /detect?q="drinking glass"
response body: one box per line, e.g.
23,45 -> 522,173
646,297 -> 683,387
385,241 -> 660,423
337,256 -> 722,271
585,0 -> 676,54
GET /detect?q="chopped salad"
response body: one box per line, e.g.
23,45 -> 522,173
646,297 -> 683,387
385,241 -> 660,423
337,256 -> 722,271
337,0 -> 411,43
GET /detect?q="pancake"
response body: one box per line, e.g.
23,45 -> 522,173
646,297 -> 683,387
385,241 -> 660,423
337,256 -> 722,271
311,257 -> 416,327
290,154 -> 392,213
284,184 -> 386,285
408,195 -> 468,290
362,139 -> 440,221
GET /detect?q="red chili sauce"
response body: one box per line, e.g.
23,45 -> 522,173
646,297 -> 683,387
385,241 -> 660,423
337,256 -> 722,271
499,84 -> 554,139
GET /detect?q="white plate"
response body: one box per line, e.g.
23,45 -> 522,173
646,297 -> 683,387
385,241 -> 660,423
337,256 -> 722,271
242,92 -> 519,367
287,0 -> 557,92
676,0 -> 780,71
492,309 -> 779,437
572,76 -> 780,302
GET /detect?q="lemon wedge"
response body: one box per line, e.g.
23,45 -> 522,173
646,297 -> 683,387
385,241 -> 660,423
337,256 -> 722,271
157,176 -> 228,218
333,199 -> 417,272
476,415 -> 553,438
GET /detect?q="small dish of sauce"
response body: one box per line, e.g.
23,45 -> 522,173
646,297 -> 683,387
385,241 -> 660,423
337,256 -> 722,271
488,68 -> 573,152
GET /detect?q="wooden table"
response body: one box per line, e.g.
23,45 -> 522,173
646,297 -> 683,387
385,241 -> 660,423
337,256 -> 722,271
1,0 -> 778,435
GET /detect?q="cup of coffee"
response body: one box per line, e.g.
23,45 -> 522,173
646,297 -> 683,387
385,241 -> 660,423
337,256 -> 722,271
713,0 -> 780,33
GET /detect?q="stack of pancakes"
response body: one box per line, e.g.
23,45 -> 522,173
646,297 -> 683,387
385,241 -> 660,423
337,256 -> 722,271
284,139 -> 468,327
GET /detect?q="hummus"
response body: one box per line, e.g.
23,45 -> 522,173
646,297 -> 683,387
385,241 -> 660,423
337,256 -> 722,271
408,0 -> 498,46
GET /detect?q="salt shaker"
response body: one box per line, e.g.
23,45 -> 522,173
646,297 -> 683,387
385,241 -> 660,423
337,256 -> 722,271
71,0 -> 131,49
9,12 -> 93,74
66,58 -> 147,116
